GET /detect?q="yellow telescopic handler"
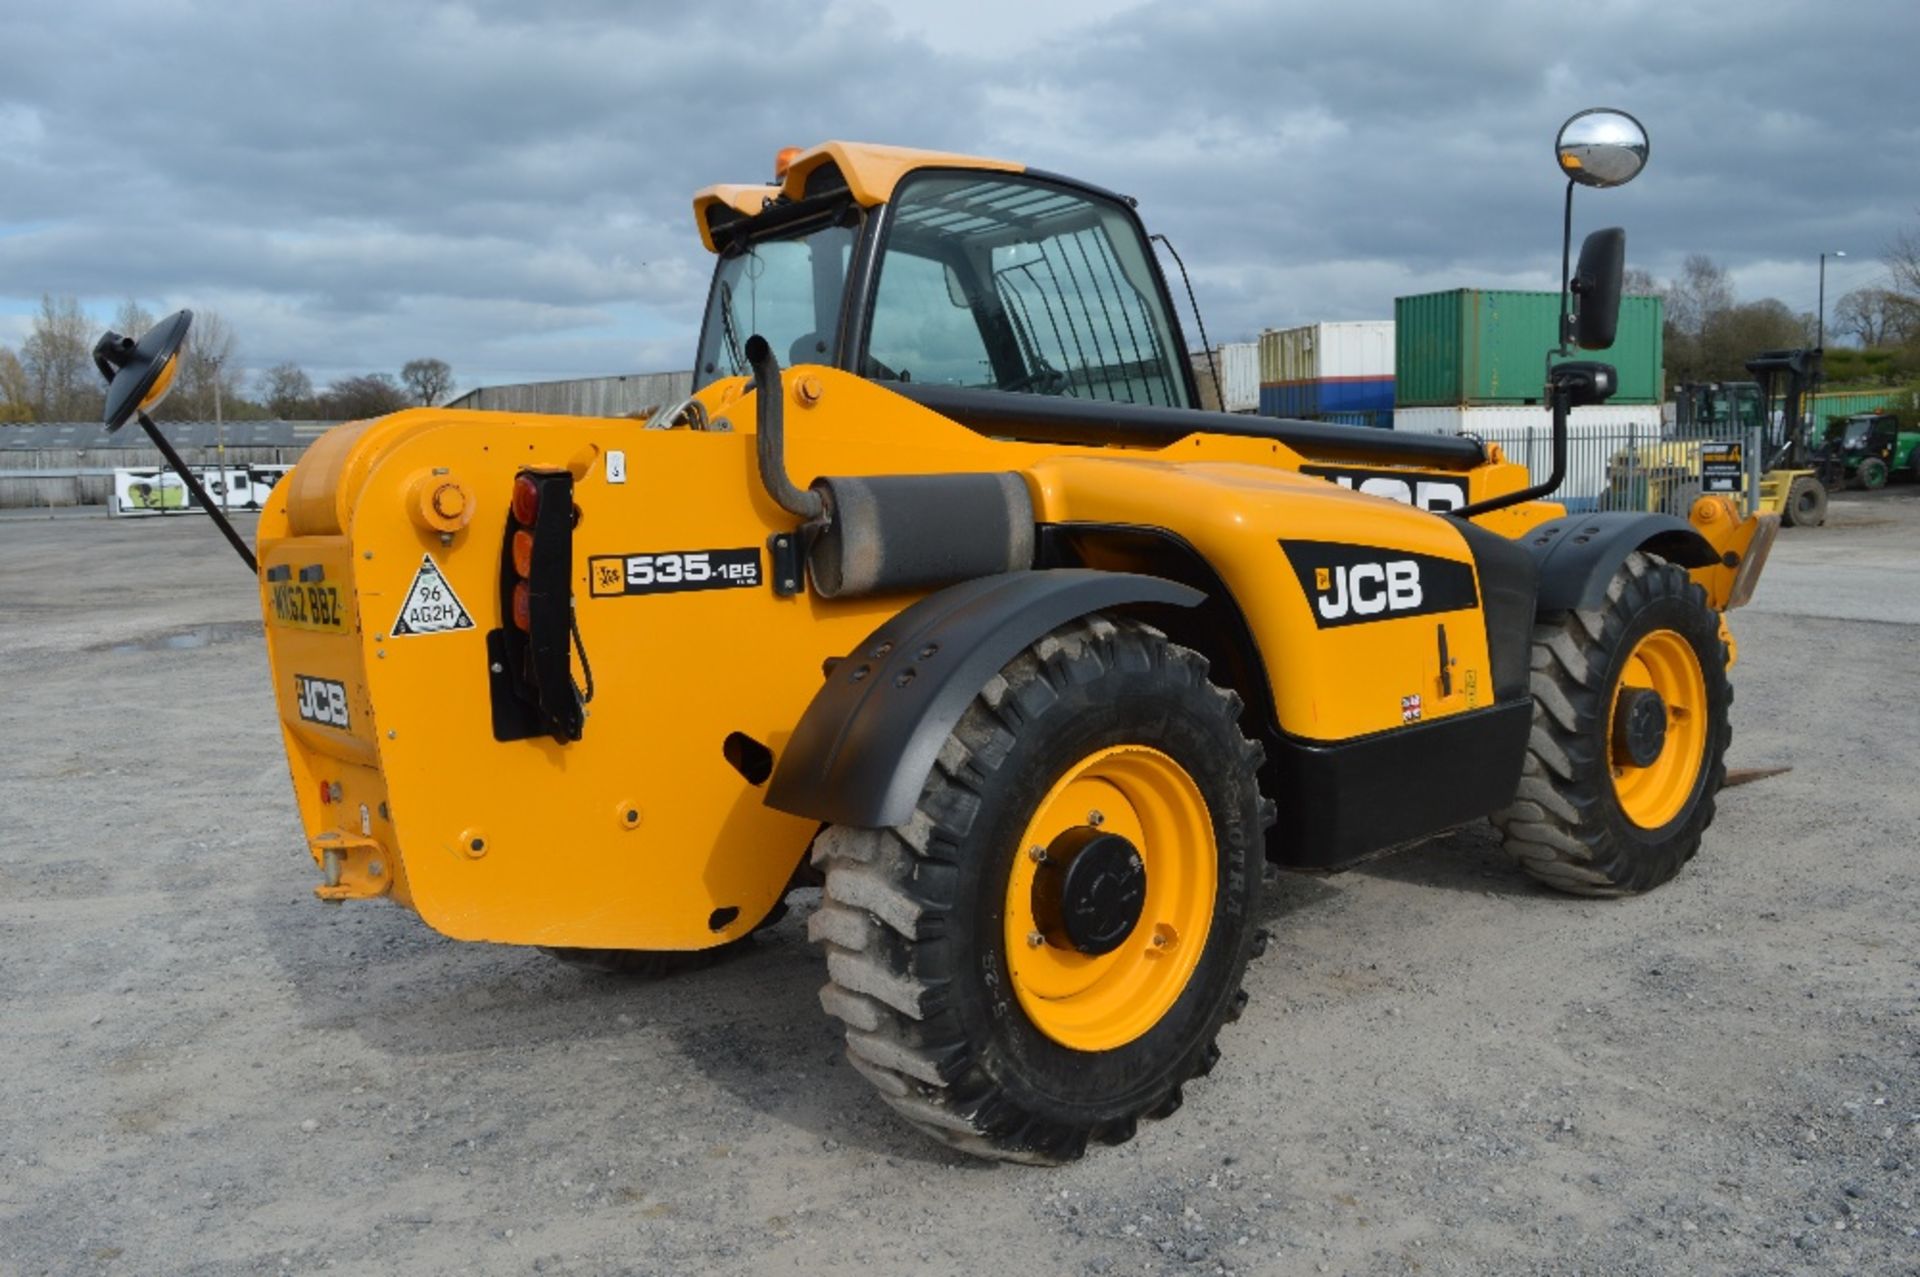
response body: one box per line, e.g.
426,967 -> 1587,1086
93,109 -> 1776,1163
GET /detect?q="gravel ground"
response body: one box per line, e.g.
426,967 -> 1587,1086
2,494 -> 1917,1277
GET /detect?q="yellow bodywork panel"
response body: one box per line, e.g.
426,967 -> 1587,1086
1031,451 -> 1498,739
251,367 -> 1623,950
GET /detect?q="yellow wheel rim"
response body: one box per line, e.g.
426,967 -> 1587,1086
1608,629 -> 1708,829
1003,745 -> 1216,1052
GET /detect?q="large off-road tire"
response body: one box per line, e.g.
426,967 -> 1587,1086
809,615 -> 1270,1164
1857,457 -> 1889,491
1783,475 -> 1827,527
1494,552 -> 1731,896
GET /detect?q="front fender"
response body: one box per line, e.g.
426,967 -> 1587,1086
763,569 -> 1202,828
1520,512 -> 1719,613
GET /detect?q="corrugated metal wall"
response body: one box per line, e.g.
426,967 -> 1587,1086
1804,388 -> 1915,426
445,372 -> 695,417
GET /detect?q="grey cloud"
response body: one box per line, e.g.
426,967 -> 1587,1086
2,0 -> 1915,387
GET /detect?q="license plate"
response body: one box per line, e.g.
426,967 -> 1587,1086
268,579 -> 348,632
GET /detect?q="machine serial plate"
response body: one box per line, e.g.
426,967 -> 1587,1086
588,548 -> 763,597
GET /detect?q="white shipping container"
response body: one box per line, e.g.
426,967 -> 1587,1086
1392,404 -> 1666,510
1257,321 -> 1395,383
1214,342 -> 1260,413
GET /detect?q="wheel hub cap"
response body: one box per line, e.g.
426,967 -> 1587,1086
1033,827 -> 1147,956
1611,686 -> 1668,768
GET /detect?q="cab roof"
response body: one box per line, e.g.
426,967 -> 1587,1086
692,141 -> 1022,253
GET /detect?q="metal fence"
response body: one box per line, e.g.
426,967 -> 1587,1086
0,446 -> 302,510
1471,423 -> 1766,518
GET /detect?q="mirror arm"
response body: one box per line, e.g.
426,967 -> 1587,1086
135,410 -> 259,575
1450,384 -> 1572,521
1552,177 -> 1576,363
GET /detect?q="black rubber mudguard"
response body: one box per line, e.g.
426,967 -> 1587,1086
1518,512 -> 1718,613
764,570 -> 1203,828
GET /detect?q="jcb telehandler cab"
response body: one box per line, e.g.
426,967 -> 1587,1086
95,110 -> 1777,1164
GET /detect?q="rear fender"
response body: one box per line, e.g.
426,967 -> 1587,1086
763,570 -> 1202,828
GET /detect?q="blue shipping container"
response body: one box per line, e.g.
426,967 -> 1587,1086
1258,376 -> 1395,418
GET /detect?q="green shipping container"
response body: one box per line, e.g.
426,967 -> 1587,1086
1394,289 -> 1663,407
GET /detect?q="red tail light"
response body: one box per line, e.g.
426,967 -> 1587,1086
497,467 -> 584,742
511,475 -> 541,526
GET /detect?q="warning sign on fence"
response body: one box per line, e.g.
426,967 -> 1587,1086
1700,441 -> 1744,494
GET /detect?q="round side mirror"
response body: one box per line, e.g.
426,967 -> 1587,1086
1555,109 -> 1649,188
99,310 -> 193,433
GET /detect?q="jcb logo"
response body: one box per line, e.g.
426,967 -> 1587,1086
1281,540 -> 1479,630
1313,560 -> 1424,621
294,675 -> 350,729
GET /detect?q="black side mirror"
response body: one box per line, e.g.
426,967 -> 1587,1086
1570,228 -> 1625,350
96,309 -> 194,432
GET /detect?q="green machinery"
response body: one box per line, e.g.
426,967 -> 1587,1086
1815,412 -> 1920,490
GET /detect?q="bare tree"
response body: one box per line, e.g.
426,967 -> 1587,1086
1664,254 -> 1734,339
179,309 -> 241,422
321,373 -> 410,420
1622,267 -> 1659,297
400,357 -> 455,406
21,294 -> 100,421
0,346 -> 32,422
1886,222 -> 1920,302
113,297 -> 156,339
1832,287 -> 1919,348
259,363 -> 315,419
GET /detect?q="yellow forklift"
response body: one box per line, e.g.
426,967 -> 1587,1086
92,110 -> 1776,1163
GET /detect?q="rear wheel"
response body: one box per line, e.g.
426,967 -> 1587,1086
1857,457 -> 1889,490
1494,552 -> 1731,895
809,615 -> 1270,1163
1782,474 -> 1826,527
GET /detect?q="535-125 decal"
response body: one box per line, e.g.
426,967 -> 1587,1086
588,548 -> 763,598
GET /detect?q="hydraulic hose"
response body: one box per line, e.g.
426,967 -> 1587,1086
744,334 -> 825,521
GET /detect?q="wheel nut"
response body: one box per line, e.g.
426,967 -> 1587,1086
1087,809 -> 1105,827
1027,930 -> 1045,948
1151,932 -> 1167,948
1028,844 -> 1048,863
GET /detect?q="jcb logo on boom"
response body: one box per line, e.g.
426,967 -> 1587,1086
1312,560 -> 1423,621
1281,540 -> 1480,630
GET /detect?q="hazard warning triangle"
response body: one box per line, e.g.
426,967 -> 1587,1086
392,554 -> 475,636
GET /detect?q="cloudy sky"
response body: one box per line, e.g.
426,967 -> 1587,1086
2,0 -> 1916,394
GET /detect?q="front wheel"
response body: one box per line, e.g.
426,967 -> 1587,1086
809,615 -> 1270,1163
1783,475 -> 1827,527
1494,552 -> 1731,896
1857,457 -> 1889,490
